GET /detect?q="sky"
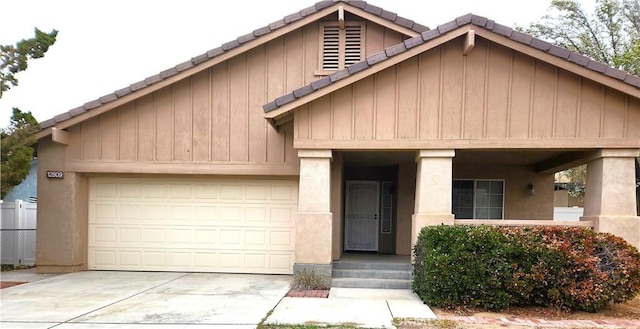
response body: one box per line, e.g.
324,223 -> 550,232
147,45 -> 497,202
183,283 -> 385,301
0,0 -> 595,128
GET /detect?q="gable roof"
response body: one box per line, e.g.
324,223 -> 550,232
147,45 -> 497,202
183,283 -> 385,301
37,0 -> 428,138
263,13 -> 640,123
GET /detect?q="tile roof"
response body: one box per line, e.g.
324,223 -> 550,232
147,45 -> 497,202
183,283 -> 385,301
39,0 -> 428,130
263,13 -> 640,114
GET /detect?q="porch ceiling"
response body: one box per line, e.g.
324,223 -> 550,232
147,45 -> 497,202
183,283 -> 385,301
339,150 -> 592,173
454,150 -> 590,171
342,151 -> 416,166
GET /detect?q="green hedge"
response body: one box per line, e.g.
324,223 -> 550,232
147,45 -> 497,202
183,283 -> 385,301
412,225 -> 640,312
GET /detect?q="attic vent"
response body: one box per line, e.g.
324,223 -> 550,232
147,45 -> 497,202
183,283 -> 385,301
320,22 -> 364,71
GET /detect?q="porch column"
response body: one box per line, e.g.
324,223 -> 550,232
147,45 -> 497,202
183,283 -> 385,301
411,150 -> 455,247
581,149 -> 640,248
295,149 -> 333,284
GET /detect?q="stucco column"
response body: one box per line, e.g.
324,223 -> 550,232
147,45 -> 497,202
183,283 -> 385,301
411,150 -> 455,247
294,149 -> 333,284
581,149 -> 640,248
36,139 -> 88,273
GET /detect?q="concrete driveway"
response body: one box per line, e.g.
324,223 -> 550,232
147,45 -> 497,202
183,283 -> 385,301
0,271 -> 290,328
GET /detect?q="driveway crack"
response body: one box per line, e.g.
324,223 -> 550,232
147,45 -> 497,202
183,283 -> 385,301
47,272 -> 192,328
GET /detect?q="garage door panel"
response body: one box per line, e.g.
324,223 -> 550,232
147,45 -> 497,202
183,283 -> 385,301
89,248 -> 295,274
88,178 -> 297,274
91,225 -> 294,250
120,183 -> 142,197
169,184 -> 193,198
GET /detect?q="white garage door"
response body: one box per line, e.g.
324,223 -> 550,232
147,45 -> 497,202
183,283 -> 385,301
88,178 -> 297,274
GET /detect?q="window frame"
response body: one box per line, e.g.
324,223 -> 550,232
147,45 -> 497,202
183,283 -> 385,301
316,21 -> 365,76
452,179 -> 505,220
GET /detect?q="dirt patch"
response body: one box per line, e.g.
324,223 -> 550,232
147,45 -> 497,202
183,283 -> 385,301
432,296 -> 640,321
0,281 -> 27,289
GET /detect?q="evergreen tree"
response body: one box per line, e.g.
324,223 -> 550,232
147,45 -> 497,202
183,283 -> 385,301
1,108 -> 40,199
0,28 -> 58,99
525,0 -> 639,76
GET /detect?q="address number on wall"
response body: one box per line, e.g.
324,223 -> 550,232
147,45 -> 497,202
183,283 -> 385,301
46,171 -> 64,179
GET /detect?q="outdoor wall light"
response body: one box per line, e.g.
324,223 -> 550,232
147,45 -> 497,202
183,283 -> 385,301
527,183 -> 535,196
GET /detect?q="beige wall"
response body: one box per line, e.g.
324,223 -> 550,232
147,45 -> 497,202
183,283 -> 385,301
36,139 -> 88,273
554,190 -> 569,207
294,37 -> 640,148
62,20 -> 406,174
396,161 -> 416,255
581,150 -> 639,247
554,189 -> 583,207
453,164 -> 555,220
331,153 -> 344,261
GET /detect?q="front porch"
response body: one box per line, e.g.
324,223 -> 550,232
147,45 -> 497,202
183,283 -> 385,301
332,253 -> 412,289
294,148 -> 640,287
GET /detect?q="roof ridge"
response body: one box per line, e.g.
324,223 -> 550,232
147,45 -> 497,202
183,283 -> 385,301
40,0 -> 428,129
263,13 -> 640,114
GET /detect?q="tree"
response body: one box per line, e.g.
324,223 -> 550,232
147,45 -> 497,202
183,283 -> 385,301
0,28 -> 58,99
1,108 -> 40,199
525,0 -> 640,76
1,28 -> 57,198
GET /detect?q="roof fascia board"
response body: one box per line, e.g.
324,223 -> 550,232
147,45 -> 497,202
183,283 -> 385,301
265,26 -> 472,120
345,7 -> 421,37
474,28 -> 640,99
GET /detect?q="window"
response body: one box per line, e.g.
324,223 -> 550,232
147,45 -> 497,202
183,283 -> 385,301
380,181 -> 393,234
320,22 -> 364,72
452,180 -> 504,219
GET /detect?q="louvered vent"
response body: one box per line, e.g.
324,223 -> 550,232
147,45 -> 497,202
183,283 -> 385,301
321,23 -> 363,71
322,25 -> 340,70
344,25 -> 362,67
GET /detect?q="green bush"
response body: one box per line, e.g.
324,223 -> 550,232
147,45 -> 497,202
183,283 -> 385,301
412,225 -> 513,310
412,225 -> 640,312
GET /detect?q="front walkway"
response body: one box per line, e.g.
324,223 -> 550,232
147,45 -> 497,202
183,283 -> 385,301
266,287 -> 436,327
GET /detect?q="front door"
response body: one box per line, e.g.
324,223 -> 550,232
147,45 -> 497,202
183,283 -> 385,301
344,180 -> 379,251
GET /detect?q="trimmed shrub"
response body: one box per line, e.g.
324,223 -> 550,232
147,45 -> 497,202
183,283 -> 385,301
500,226 -> 640,312
412,225 -> 640,312
412,225 -> 513,310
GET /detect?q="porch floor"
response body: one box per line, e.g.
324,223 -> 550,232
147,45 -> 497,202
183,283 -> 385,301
336,253 -> 410,264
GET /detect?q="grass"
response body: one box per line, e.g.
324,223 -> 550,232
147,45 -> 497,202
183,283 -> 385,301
1,264 -> 15,271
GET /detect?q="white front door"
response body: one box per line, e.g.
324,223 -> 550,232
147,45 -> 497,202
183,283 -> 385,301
344,180 -> 379,251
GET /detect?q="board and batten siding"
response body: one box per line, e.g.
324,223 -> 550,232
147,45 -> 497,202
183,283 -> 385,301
63,21 -> 406,173
294,37 -> 640,148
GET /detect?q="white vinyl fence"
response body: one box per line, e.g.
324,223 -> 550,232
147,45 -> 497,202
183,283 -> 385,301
0,200 -> 37,266
553,207 -> 584,221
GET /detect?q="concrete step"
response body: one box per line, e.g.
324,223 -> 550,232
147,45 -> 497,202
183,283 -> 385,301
331,277 -> 412,289
332,269 -> 411,280
332,261 -> 412,272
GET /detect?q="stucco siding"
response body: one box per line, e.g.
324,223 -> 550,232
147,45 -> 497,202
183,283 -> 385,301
294,36 -> 640,147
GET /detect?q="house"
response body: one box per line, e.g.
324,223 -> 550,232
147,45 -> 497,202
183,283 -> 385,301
35,0 -> 639,280
3,159 -> 38,203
